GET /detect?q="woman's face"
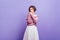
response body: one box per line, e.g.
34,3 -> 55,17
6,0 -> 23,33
30,7 -> 34,13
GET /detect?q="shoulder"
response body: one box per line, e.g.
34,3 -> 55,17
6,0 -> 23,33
27,13 -> 30,15
27,13 -> 31,17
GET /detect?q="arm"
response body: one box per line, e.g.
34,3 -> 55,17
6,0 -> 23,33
30,14 -> 38,23
26,14 -> 33,24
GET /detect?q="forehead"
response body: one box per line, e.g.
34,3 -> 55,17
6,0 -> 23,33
30,7 -> 34,9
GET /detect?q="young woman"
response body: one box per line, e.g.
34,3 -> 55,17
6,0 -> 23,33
23,5 -> 39,40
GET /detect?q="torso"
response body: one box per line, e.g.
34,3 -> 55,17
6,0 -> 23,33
26,13 -> 37,26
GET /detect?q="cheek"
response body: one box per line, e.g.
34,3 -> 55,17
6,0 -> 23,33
31,10 -> 34,12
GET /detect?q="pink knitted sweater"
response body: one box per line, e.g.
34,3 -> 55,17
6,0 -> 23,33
26,13 -> 37,26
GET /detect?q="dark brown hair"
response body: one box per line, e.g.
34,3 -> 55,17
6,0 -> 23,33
29,5 -> 36,12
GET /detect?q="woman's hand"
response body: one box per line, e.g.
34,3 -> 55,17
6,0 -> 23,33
30,12 -> 38,21
34,15 -> 38,20
29,12 -> 33,15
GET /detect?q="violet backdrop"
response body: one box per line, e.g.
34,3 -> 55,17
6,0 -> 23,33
0,0 -> 60,40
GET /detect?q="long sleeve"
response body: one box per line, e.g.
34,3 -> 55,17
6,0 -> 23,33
26,14 -> 33,24
31,14 -> 38,24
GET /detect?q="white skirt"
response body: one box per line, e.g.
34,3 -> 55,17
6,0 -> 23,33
23,25 -> 39,40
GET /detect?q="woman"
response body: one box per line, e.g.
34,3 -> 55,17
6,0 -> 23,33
23,5 -> 39,40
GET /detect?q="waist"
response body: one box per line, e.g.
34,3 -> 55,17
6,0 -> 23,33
27,23 -> 36,26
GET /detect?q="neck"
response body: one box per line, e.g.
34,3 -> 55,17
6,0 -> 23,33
30,12 -> 34,14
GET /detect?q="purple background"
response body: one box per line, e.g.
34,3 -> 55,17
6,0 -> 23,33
0,0 -> 60,40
